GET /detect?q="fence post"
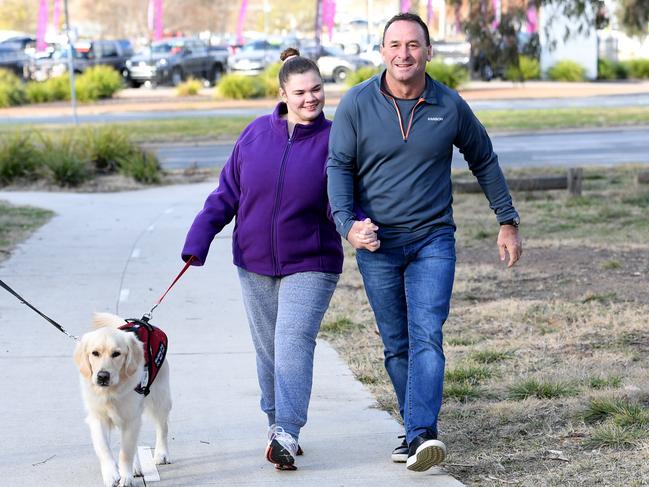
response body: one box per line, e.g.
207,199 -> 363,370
567,167 -> 583,197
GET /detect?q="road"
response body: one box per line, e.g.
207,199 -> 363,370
3,93 -> 649,125
146,127 -> 649,170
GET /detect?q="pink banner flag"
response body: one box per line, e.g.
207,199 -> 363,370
400,0 -> 411,13
236,0 -> 248,45
491,0 -> 500,29
52,0 -> 62,33
526,3 -> 538,33
154,0 -> 164,41
36,0 -> 48,51
323,0 -> 336,41
427,0 -> 434,25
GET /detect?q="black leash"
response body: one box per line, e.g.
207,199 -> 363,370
0,278 -> 79,341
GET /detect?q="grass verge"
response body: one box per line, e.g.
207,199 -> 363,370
0,201 -> 53,262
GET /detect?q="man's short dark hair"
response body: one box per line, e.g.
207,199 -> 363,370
382,13 -> 431,47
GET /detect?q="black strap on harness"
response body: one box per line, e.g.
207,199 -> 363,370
120,316 -> 168,396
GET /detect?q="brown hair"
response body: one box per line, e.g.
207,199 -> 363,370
278,47 -> 322,89
382,12 -> 431,47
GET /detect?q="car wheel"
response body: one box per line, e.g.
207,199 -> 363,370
171,67 -> 183,86
208,65 -> 223,86
129,79 -> 143,88
333,67 -> 351,84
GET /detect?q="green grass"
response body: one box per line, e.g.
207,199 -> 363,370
588,375 -> 623,390
470,349 -> 512,364
2,106 -> 649,143
445,364 -> 493,385
444,382 -> 482,401
0,202 -> 53,251
320,317 -> 357,335
508,378 -> 579,400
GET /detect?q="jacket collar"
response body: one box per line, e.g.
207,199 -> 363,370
376,70 -> 439,105
270,102 -> 327,140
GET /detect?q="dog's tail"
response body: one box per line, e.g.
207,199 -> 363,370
92,312 -> 125,329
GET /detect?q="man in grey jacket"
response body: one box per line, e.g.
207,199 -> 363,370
327,12 -> 522,472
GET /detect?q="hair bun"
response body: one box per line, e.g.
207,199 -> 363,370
280,47 -> 300,62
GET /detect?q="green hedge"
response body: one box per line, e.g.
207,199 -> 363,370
176,78 -> 203,96
625,59 -> 649,79
504,56 -> 541,81
0,127 -> 162,187
347,66 -> 380,87
216,74 -> 266,99
425,61 -> 469,89
598,59 -> 629,80
0,69 -> 27,107
547,60 -> 586,82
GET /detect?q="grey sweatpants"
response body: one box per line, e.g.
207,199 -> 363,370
237,267 -> 339,440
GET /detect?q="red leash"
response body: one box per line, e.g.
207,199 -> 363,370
146,256 -> 195,318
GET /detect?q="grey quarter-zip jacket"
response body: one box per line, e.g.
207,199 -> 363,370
327,71 -> 519,248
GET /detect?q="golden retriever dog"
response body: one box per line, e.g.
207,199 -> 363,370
74,312 -> 171,487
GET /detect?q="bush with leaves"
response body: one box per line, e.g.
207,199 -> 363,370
26,75 -> 70,103
425,61 -> 469,89
504,55 -> 541,81
347,66 -> 381,87
75,65 -> 123,101
547,60 -> 586,81
598,59 -> 629,80
83,127 -> 137,174
176,78 -> 203,96
260,62 -> 281,98
0,133 -> 42,184
625,59 -> 649,79
0,69 -> 26,107
119,149 -> 161,184
38,133 -> 91,187
216,74 -> 266,99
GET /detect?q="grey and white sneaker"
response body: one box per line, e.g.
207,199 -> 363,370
266,425 -> 300,470
268,424 -> 303,455
391,435 -> 408,463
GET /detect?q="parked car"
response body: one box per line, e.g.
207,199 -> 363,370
305,45 -> 375,83
0,35 -> 34,79
227,39 -> 283,76
25,39 -> 133,81
431,40 -> 471,67
124,37 -> 227,87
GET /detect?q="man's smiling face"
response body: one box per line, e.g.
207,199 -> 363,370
381,20 -> 432,87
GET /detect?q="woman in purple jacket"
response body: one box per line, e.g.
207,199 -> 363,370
182,48 -> 343,471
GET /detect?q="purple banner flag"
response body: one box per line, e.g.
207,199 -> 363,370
400,0 -> 411,13
323,0 -> 336,41
427,0 -> 434,25
236,0 -> 248,45
36,0 -> 48,51
526,2 -> 538,33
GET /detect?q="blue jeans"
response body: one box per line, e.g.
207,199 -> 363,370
356,226 -> 456,443
237,268 -> 339,440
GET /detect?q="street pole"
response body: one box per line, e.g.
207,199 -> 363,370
63,0 -> 78,125
315,0 -> 323,59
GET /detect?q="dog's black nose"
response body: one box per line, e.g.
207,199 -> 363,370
96,370 -> 110,386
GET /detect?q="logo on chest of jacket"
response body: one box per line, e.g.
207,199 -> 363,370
428,116 -> 444,122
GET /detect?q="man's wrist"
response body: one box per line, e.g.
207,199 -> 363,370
499,216 -> 520,227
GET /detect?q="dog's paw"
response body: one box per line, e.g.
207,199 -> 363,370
101,464 -> 120,487
154,451 -> 171,465
118,474 -> 136,487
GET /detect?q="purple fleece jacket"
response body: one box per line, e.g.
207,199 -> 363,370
182,102 -> 343,277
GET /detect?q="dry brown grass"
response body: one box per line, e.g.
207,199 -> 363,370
321,165 -> 649,486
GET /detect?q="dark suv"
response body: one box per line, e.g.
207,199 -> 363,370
124,38 -> 227,87
25,39 -> 133,81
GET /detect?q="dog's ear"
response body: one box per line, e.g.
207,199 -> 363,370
124,333 -> 144,377
73,338 -> 92,379
92,312 -> 124,329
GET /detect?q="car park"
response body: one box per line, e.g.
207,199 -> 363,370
227,39 -> 283,76
124,37 -> 227,87
305,45 -> 375,83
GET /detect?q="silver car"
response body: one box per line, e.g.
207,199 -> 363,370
306,45 -> 374,83
227,40 -> 282,76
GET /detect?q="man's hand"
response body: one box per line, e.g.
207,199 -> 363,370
347,218 -> 380,252
497,225 -> 522,267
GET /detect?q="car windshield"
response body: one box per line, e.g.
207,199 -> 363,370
151,42 -> 185,54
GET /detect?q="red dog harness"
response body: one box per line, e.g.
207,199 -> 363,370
119,317 -> 168,396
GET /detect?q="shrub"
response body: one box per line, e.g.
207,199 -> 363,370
26,75 -> 71,103
598,59 -> 629,80
625,59 -> 649,79
504,55 -> 541,81
176,78 -> 203,96
119,149 -> 161,184
75,65 -> 123,102
216,74 -> 266,99
83,127 -> 137,173
25,81 -> 53,103
0,68 -> 26,107
38,134 -> 91,187
347,66 -> 380,87
0,133 -> 43,184
547,60 -> 586,82
425,61 -> 469,89
260,62 -> 281,98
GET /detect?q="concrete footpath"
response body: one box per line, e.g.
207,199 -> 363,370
0,184 -> 464,486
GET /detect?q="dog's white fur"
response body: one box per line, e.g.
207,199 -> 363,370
74,312 -> 171,487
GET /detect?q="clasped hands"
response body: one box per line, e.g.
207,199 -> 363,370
347,218 -> 380,252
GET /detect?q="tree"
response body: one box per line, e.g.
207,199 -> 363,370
0,0 -> 35,32
618,0 -> 649,36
